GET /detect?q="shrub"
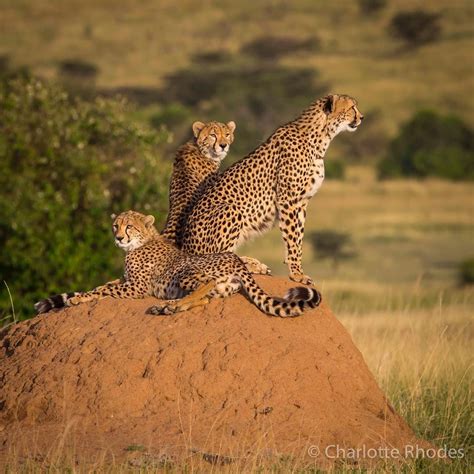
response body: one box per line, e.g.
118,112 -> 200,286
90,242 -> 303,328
240,35 -> 320,60
0,77 -> 170,321
150,103 -> 192,129
325,160 -> 346,180
460,258 -> 474,285
57,59 -> 99,99
307,231 -> 357,270
58,59 -> 98,79
389,10 -> 441,47
378,110 -> 474,180
358,0 -> 387,15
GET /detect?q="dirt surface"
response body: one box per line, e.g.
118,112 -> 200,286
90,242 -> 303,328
0,276 -> 427,468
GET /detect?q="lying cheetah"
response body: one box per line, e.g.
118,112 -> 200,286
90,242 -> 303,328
34,211 -> 321,317
161,120 -> 235,246
181,94 -> 363,284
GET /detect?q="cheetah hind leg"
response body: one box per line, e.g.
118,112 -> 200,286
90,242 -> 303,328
240,256 -> 272,275
146,280 -> 216,316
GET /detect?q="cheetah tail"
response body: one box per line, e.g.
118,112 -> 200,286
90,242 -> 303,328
239,271 -> 321,318
34,292 -> 79,314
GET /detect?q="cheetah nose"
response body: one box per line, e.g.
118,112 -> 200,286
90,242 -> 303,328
116,236 -> 124,242
220,144 -> 227,150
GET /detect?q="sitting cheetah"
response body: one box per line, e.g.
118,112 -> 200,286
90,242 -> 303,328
181,94 -> 363,284
161,120 -> 235,246
34,211 -> 321,317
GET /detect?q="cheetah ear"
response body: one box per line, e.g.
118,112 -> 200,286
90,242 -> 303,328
192,121 -> 205,138
144,215 -> 155,228
110,213 -> 117,220
226,121 -> 236,133
323,95 -> 335,115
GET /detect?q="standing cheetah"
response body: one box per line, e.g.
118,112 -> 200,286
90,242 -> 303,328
181,94 -> 363,284
161,120 -> 235,246
34,211 -> 321,317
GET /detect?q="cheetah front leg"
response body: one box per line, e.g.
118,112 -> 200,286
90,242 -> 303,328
146,280 -> 216,315
277,200 -> 313,285
67,281 -> 148,306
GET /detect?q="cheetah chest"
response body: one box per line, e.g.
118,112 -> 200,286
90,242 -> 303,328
304,159 -> 325,199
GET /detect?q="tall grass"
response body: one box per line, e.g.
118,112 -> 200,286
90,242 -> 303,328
340,303 -> 473,472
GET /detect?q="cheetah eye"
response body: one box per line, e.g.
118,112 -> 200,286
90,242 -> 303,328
126,225 -> 132,230
112,224 -> 118,231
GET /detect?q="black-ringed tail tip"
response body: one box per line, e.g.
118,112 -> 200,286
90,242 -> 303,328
285,286 -> 322,308
34,292 -> 78,314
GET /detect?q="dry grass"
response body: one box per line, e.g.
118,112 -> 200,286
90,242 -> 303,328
1,0 -> 473,134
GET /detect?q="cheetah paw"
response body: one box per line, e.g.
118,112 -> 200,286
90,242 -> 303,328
240,256 -> 272,275
289,273 -> 314,285
146,304 -> 177,316
66,296 -> 82,306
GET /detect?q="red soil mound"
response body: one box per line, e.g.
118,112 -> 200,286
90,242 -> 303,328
0,276 -> 426,468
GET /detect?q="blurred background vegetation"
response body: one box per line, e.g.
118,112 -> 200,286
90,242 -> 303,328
0,1 -> 473,470
0,0 -> 472,320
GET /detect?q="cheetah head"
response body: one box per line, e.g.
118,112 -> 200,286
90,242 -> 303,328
192,120 -> 236,162
111,211 -> 157,251
322,94 -> 364,135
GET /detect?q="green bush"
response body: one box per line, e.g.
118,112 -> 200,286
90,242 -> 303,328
307,230 -> 357,270
240,35 -> 320,60
0,77 -> 171,321
325,160 -> 346,180
389,10 -> 441,47
150,103 -> 192,129
460,258 -> 474,285
358,0 -> 387,15
378,110 -> 474,180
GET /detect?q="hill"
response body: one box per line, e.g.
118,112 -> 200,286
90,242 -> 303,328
0,276 -> 429,469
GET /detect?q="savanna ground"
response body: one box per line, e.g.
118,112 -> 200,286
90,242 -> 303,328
242,167 -> 474,472
1,0 -> 473,471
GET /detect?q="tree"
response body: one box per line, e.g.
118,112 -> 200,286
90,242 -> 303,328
389,10 -> 441,47
378,110 -> 474,180
358,0 -> 387,16
308,231 -> 357,270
